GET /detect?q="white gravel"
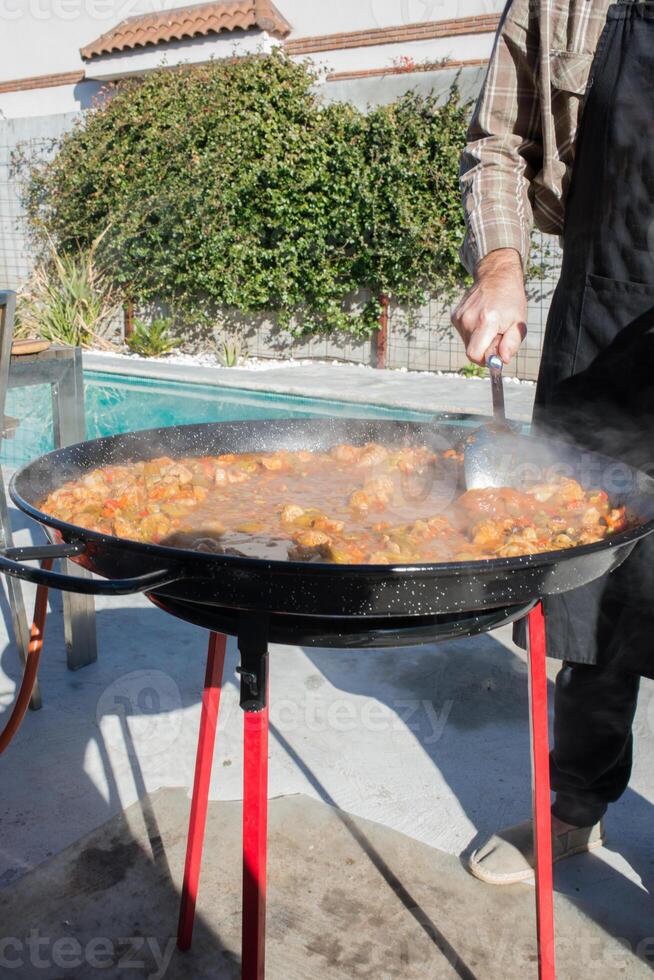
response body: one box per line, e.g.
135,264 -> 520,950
94,348 -> 535,385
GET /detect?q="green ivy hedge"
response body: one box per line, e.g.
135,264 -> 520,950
21,51 -> 470,336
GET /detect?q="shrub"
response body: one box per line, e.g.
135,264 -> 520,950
15,233 -> 119,348
19,52 -> 470,338
126,317 -> 181,357
217,335 -> 248,367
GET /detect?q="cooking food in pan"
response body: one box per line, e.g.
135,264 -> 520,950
40,443 -> 631,564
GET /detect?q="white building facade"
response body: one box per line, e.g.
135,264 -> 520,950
0,1 -> 501,119
0,1 -> 501,289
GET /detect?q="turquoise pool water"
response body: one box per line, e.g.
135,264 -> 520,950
2,370 -> 439,467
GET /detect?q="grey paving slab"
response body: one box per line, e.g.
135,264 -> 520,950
84,353 -> 537,422
0,790 -> 650,980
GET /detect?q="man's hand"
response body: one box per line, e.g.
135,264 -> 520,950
451,248 -> 528,365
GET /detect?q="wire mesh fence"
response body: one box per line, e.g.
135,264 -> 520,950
0,140 -> 33,291
228,236 -> 560,381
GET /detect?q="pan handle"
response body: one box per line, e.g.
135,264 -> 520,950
0,540 -> 182,595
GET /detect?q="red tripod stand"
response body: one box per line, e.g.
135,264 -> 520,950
177,603 -> 556,980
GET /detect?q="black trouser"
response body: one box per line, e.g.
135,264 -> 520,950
551,663 -> 641,827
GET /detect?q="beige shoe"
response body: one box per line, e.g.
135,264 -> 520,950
468,815 -> 605,885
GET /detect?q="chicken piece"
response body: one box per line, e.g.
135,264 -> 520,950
328,537 -> 367,563
605,507 -> 628,532
552,478 -> 586,504
280,503 -> 305,524
161,463 -> 193,486
497,541 -> 539,557
358,444 -> 389,467
143,457 -> 174,478
81,471 -> 109,491
139,513 -> 172,541
349,489 -> 370,512
472,520 -> 505,549
113,516 -> 141,540
364,476 -> 394,499
226,469 -> 251,484
312,515 -> 345,534
427,516 -> 454,535
527,483 -> 557,503
330,444 -> 359,463
288,528 -> 333,562
581,506 -> 602,528
293,529 -> 331,548
578,527 -> 607,544
551,533 -> 575,549
588,489 -> 609,508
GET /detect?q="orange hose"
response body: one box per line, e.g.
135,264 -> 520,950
0,560 -> 52,754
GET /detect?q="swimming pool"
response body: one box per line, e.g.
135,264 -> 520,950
2,370 -> 440,467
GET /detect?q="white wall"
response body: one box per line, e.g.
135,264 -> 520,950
281,0 -> 502,35
309,33 -> 494,76
0,80 -> 101,118
0,0 -> 504,83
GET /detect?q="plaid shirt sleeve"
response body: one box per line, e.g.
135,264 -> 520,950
460,0 -> 543,273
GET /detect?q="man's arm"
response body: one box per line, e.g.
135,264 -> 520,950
453,0 -> 543,364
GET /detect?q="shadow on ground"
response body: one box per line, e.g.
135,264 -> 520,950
0,501 -> 653,976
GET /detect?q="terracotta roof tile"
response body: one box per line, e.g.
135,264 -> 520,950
80,0 -> 291,61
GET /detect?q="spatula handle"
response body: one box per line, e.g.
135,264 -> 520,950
487,353 -> 506,423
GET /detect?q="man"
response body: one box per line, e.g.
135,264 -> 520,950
452,0 -> 654,884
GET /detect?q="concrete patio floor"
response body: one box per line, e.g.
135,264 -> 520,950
1,439 -> 654,976
0,791 -> 650,980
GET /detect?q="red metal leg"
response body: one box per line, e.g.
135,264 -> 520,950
527,602 -> 557,980
177,631 -> 227,951
242,680 -> 269,980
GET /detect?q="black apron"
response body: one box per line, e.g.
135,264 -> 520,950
524,0 -> 654,677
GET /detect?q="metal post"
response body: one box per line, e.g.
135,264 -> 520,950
527,602 -> 557,980
238,616 -> 270,980
52,349 -> 97,670
124,300 -> 135,341
374,293 -> 390,370
0,291 -> 41,708
177,632 -> 227,951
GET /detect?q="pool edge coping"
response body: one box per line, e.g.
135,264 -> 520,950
83,352 -> 535,422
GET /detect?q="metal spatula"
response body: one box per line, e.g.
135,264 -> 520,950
464,354 -> 522,489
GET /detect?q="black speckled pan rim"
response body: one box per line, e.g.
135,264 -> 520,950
9,417 -> 654,581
